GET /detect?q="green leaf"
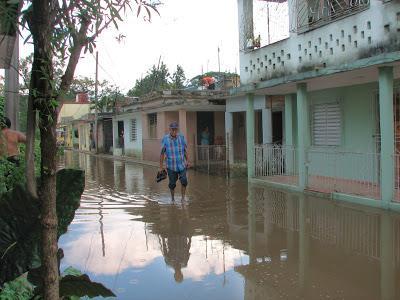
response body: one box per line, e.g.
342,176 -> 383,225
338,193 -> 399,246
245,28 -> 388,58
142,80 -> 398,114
0,169 -> 85,285
60,275 -> 116,298
62,267 -> 83,277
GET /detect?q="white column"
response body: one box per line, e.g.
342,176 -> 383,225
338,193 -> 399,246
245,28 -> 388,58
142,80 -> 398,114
262,108 -> 272,144
225,112 -> 234,165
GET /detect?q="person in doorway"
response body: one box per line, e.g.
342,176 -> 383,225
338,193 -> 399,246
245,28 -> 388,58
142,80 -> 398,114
200,126 -> 210,146
160,121 -> 189,201
0,117 -> 26,166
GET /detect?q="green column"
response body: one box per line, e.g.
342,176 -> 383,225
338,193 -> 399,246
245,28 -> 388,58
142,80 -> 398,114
285,94 -> 295,174
296,83 -> 310,189
379,67 -> 394,207
247,93 -> 255,178
285,94 -> 294,146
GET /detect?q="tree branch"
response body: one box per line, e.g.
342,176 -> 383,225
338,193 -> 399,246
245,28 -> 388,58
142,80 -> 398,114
58,17 -> 90,97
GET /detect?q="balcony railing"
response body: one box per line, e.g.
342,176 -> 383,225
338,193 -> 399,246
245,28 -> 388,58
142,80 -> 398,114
307,149 -> 380,199
294,0 -> 370,32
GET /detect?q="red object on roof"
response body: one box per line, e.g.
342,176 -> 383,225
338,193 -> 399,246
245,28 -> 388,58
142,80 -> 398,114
202,76 -> 215,85
76,93 -> 89,103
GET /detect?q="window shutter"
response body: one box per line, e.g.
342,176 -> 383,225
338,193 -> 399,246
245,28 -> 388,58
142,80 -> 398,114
131,119 -> 137,142
312,103 -> 341,146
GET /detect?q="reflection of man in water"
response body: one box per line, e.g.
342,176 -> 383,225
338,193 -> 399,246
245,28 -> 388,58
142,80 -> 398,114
159,204 -> 192,283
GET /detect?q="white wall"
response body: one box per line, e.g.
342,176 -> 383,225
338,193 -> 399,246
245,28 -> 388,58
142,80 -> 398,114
113,112 -> 143,158
226,95 -> 266,112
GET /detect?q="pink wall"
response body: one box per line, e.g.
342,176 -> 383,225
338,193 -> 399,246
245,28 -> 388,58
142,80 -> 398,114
143,138 -> 162,162
156,112 -> 166,139
186,111 -> 197,165
141,113 -> 149,140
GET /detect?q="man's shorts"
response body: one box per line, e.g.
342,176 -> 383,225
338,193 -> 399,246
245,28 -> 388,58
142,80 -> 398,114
167,169 -> 188,190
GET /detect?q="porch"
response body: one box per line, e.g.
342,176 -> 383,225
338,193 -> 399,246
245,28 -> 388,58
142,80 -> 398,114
254,144 -> 390,200
240,61 -> 400,209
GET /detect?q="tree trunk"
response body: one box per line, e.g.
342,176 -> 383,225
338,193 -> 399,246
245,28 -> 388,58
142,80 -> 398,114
25,91 -> 37,199
39,110 -> 59,300
30,0 -> 59,298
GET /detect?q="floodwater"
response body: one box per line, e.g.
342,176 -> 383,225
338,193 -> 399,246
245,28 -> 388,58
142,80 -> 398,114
59,151 -> 400,300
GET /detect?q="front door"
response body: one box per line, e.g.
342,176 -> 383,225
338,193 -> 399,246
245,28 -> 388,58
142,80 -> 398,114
272,111 -> 283,144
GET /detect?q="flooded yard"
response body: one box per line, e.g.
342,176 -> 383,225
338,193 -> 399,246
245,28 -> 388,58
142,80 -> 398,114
59,151 -> 400,299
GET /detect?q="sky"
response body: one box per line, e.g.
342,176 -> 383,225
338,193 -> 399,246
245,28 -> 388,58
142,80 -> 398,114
18,0 -> 241,93
11,0 -> 289,94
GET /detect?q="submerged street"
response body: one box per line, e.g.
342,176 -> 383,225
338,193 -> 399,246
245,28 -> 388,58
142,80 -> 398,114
59,151 -> 400,300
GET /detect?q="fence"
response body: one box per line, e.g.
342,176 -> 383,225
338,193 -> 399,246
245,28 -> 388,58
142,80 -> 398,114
395,154 -> 400,202
307,149 -> 380,199
254,144 -> 298,185
195,145 -> 227,174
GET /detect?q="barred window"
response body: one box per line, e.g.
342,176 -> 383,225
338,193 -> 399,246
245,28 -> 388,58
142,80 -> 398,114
130,119 -> 137,142
312,102 -> 341,146
148,113 -> 157,139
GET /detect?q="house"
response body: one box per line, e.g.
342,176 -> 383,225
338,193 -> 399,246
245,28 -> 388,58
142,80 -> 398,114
136,90 -> 227,166
112,97 -> 143,159
57,94 -> 91,147
234,0 -> 400,209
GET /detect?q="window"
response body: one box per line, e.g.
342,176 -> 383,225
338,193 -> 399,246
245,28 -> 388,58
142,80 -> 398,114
148,113 -> 157,139
130,119 -> 137,142
312,102 -> 341,146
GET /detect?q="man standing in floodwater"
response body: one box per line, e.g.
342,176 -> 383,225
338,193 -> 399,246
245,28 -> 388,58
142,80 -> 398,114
160,121 -> 189,201
0,117 -> 26,166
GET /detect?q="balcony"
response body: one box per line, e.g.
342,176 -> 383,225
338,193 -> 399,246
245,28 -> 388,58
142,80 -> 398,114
293,0 -> 370,33
240,1 -> 400,85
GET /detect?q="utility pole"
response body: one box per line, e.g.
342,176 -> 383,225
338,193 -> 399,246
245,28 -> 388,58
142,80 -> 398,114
218,46 -> 221,73
94,51 -> 99,154
4,37 -> 19,130
267,3 -> 271,45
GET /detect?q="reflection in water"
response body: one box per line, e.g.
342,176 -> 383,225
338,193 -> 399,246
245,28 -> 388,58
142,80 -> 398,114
159,204 -> 192,283
241,188 -> 399,300
59,151 -> 400,300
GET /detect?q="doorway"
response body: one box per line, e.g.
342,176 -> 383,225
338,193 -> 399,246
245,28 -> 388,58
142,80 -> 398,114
272,111 -> 283,144
197,112 -> 215,145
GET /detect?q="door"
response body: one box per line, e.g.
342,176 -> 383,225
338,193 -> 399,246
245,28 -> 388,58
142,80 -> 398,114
103,119 -> 114,153
272,111 -> 283,144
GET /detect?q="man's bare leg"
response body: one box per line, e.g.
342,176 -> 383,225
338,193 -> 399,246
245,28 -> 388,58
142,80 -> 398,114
181,186 -> 186,201
170,189 -> 175,202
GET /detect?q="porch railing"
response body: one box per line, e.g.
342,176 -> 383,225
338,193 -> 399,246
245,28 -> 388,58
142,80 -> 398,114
307,149 -> 380,199
394,154 -> 400,202
195,145 -> 227,173
254,144 -> 298,184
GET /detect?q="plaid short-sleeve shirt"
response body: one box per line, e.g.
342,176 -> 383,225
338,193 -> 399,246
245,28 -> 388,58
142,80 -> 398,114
161,134 -> 187,172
